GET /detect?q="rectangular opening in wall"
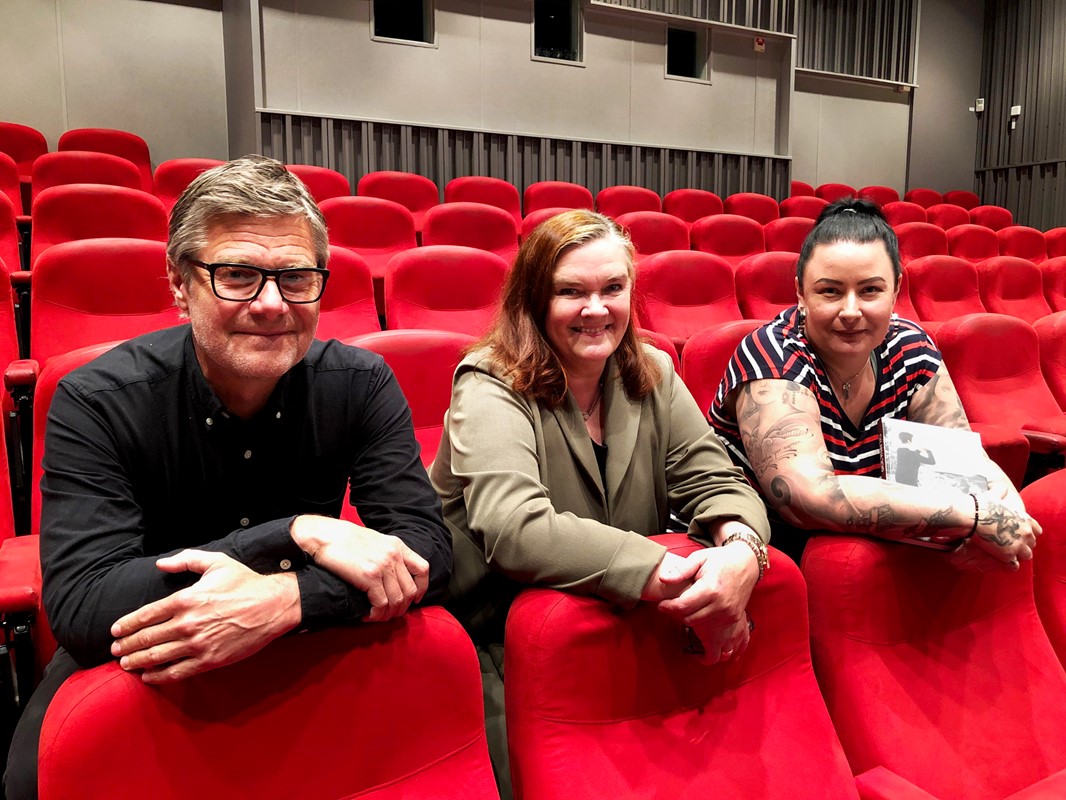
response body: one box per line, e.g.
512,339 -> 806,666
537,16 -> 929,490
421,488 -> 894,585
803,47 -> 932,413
666,27 -> 709,82
373,0 -> 434,45
534,0 -> 582,63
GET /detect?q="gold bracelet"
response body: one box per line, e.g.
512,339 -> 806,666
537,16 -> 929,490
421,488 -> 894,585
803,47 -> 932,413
721,531 -> 769,582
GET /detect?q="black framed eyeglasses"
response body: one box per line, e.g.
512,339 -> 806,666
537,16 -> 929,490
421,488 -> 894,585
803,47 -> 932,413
188,260 -> 330,303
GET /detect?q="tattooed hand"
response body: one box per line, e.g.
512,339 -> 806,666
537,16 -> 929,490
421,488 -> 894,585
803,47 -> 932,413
966,497 -> 1041,568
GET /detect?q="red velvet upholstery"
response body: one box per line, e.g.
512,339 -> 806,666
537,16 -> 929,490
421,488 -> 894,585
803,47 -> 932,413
1034,311 -> 1066,410
615,211 -> 689,261
520,207 -> 572,240
1040,256 -> 1066,312
946,223 -> 999,264
0,193 -> 21,275
153,158 -> 225,212
315,245 -> 379,341
385,245 -> 507,335
735,251 -> 798,319
790,179 -> 815,197
967,423 -> 1030,489
681,320 -> 763,417
346,329 -> 476,466
723,191 -> 780,224
764,216 -> 814,253
0,152 -> 22,216
522,180 -> 594,215
903,188 -> 943,209
941,189 -> 980,209
635,250 -> 741,355
286,163 -> 351,204
895,222 -> 948,266
1046,227 -> 1066,259
662,188 -> 723,225
445,176 -> 522,226
937,313 -> 1066,454
815,182 -> 855,202
969,204 -> 1013,231
57,127 -> 153,193
596,185 -> 661,218
357,170 -> 439,233
893,268 -> 920,323
1020,470 -> 1066,666
0,121 -> 48,184
906,255 -> 985,323
997,225 -> 1047,263
882,201 -> 927,227
635,327 -> 681,374
691,213 -> 765,267
506,534 -> 859,800
421,202 -> 519,265
29,184 -> 168,267
779,195 -> 829,220
38,610 -> 499,800
804,534 -> 1066,799
858,185 -> 899,206
976,256 -> 1053,323
925,203 -> 970,231
30,151 -> 141,202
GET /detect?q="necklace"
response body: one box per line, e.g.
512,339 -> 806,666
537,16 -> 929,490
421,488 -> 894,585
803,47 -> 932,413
581,384 -> 604,421
829,354 -> 874,401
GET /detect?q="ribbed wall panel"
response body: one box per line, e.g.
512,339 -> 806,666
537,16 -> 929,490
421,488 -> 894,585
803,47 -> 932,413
796,0 -> 918,84
589,0 -> 796,34
257,112 -> 791,200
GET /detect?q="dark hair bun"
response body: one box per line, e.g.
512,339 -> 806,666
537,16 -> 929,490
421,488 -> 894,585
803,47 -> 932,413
817,197 -> 887,224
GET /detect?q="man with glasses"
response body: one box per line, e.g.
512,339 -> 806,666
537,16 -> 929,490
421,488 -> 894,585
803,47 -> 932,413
5,156 -> 451,800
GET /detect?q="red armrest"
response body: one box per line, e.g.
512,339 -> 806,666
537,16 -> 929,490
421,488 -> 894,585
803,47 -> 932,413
9,270 -> 30,291
4,358 -> 40,392
855,767 -> 942,799
1020,427 -> 1066,455
0,536 -> 42,613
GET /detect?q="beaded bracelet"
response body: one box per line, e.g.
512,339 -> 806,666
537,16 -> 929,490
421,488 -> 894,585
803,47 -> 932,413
722,531 -> 769,582
964,493 -> 980,540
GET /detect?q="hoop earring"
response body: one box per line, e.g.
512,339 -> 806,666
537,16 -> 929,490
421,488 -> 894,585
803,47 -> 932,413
797,307 -> 807,337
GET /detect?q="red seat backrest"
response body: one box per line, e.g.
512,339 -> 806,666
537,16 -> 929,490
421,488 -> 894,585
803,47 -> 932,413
31,151 -> 142,202
946,223 -> 999,264
969,204 -> 1013,231
976,255 -> 1053,323
595,185 -> 661,218
735,251 -> 798,319
614,211 -> 689,259
815,183 -> 855,203
882,201 -> 927,226
894,222 -> 948,265
857,185 -> 899,206
681,320 -> 764,418
1033,311 -> 1066,411
723,192 -> 780,224
906,255 -> 985,322
662,188 -> 723,224
763,216 -> 814,254
153,158 -> 225,212
635,250 -> 741,347
421,202 -> 518,265
57,127 -> 153,193
1040,256 -> 1066,312
779,195 -> 829,220
0,121 -> 48,181
315,245 -> 380,341
997,225 -> 1047,263
522,181 -> 593,215
925,202 -> 970,231
445,177 -> 522,226
287,164 -> 351,205
942,189 -> 980,209
690,214 -> 765,266
903,188 -> 943,208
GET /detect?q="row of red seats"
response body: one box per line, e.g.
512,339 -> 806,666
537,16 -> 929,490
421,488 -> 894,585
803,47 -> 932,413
790,179 -> 985,209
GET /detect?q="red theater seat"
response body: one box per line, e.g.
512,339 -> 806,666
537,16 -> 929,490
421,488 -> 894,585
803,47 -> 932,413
857,185 -> 899,206
635,327 -> 681,374
1046,227 -> 1066,259
523,180 -> 593,215
314,246 -> 380,341
763,216 -> 813,254
1021,470 -> 1066,668
596,185 -> 661,218
0,121 -> 48,186
421,202 -> 518,265
0,194 -> 21,276
445,177 -> 522,226
287,164 -> 351,204
977,256 -> 1053,323
997,225 -> 1047,263
969,204 -> 1013,231
906,255 -> 985,326
615,211 -> 689,261
723,192 -> 779,225
506,534 -> 860,800
895,222 -> 948,266
662,188 -> 723,227
30,150 -> 142,203
735,251 -> 798,320
815,182 -> 854,203
1033,311 -> 1066,411
790,179 -> 815,197
942,189 -> 980,209
681,320 -> 763,417
0,152 -> 23,216
925,203 -> 970,231
882,201 -> 927,227
893,268 -> 920,323
779,195 -> 829,220
804,534 -> 1066,799
903,188 -> 943,209
57,127 -> 153,193
691,214 -> 764,267
946,223 -> 1000,264
1040,256 -> 1066,312
153,158 -> 225,212
357,170 -> 439,234
38,610 -> 498,800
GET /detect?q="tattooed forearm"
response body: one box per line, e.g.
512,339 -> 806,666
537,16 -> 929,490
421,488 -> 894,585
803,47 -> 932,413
846,504 -> 900,534
909,372 -> 970,430
902,505 -> 956,538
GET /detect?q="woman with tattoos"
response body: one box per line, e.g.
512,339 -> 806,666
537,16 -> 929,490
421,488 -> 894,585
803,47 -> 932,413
710,198 -> 1039,570
432,210 -> 770,795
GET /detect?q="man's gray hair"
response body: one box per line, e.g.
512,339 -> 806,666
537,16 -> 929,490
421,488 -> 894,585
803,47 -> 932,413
167,155 -> 329,274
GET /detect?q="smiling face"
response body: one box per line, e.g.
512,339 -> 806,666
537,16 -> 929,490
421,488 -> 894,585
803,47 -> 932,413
544,237 -> 633,380
168,214 -> 320,411
796,239 -> 899,368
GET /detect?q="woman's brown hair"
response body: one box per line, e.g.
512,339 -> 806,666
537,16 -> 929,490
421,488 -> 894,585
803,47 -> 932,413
478,209 -> 660,406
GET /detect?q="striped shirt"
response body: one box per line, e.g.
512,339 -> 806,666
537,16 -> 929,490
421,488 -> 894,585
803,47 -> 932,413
709,306 -> 941,487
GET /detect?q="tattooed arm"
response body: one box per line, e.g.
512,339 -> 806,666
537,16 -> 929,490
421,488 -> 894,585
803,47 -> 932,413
734,378 -> 1038,570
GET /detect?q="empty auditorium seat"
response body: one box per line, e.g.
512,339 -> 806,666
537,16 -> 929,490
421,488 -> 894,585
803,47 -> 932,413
385,245 -> 508,336
805,534 -> 1066,799
357,170 -> 440,234
38,610 -> 499,800
662,188 -> 724,226
690,214 -> 764,267
997,225 -> 1047,263
906,255 -> 985,327
315,246 -> 380,341
894,222 -> 948,266
903,188 -> 943,208
815,183 -> 854,203
1046,227 -> 1066,259
319,196 -> 418,314
506,534 -> 859,800
763,217 -> 813,254
681,320 -> 763,416
522,180 -> 594,215
893,268 -> 921,323
937,313 -> 1066,454
521,207 -> 572,240
942,189 -> 981,209
735,252 -> 798,320
1034,311 -> 1066,411
0,194 -> 21,276
31,151 -> 142,202
1021,470 -> 1066,667
977,256 -> 1053,323
595,185 -> 661,218
0,152 -> 22,217
421,202 -> 519,265
635,250 -> 741,356
779,195 -> 829,220
723,192 -> 779,224
347,329 -> 477,466
790,180 -> 815,197
881,201 -> 927,227
635,328 -> 681,374
969,204 -> 1013,231
857,185 -> 899,206
29,185 -> 168,267
445,176 -> 522,226
614,211 -> 689,261
0,121 -> 48,185
153,158 -> 225,212
57,127 -> 153,193
925,202 -> 970,231
287,164 -> 351,204
946,223 -> 1000,264
1040,256 -> 1066,312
